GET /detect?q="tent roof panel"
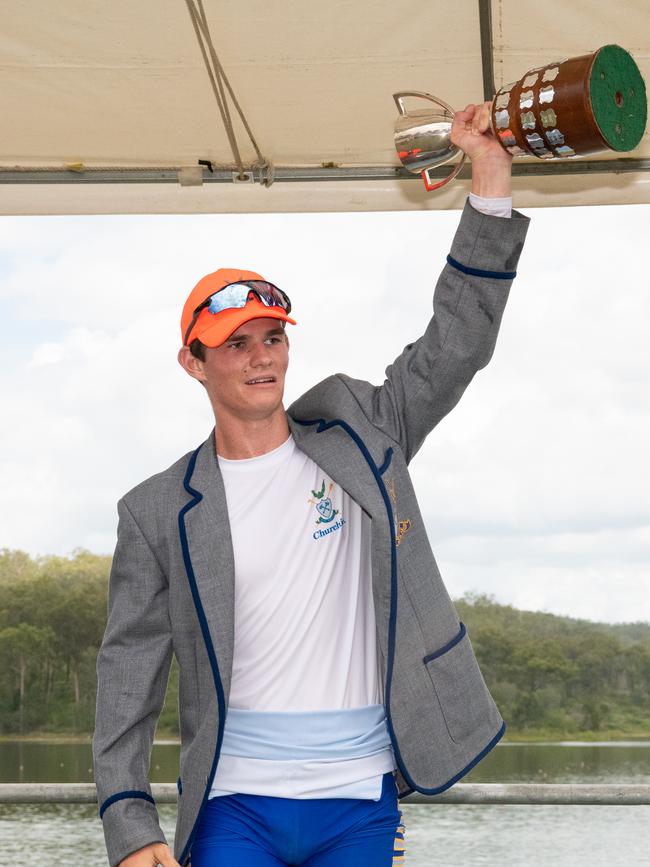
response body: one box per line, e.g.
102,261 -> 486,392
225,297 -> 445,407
1,1 -> 648,213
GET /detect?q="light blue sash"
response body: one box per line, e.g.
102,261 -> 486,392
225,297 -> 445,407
221,703 -> 392,761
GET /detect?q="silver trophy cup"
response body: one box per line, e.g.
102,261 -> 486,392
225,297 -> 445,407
393,91 -> 466,191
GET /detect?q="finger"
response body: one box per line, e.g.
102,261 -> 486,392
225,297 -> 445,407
482,100 -> 492,132
469,101 -> 489,136
476,100 -> 492,134
152,843 -> 181,866
471,103 -> 484,135
454,103 -> 475,122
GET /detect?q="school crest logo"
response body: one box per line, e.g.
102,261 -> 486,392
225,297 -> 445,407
307,479 -> 340,524
385,474 -> 412,547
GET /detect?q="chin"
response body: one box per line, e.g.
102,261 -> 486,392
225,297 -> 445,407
243,391 -> 284,414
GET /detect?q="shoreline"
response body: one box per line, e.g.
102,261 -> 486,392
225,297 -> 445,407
2,729 -> 650,745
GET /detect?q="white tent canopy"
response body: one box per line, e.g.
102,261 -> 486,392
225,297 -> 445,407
1,0 -> 648,214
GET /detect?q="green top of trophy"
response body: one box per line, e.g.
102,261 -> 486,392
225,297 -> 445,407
589,44 -> 647,152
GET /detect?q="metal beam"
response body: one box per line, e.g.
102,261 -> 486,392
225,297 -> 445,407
0,159 -> 649,186
2,782 -> 650,805
478,0 -> 496,99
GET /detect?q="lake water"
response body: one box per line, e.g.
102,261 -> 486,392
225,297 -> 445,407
1,740 -> 649,865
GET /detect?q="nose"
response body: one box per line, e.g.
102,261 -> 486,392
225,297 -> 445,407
248,338 -> 273,368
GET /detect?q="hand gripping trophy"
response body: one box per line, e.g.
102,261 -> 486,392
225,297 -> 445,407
393,44 -> 647,191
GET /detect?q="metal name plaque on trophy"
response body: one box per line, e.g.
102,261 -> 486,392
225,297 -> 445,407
394,44 -> 647,191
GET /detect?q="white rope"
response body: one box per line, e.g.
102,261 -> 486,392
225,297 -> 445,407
184,0 -> 273,184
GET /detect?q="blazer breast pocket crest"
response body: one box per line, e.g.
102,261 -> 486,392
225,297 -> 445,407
385,473 -> 412,547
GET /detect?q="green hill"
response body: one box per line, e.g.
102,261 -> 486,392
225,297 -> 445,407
0,550 -> 648,740
457,592 -> 650,739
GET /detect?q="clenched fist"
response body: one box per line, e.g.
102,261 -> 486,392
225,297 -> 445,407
450,101 -> 513,197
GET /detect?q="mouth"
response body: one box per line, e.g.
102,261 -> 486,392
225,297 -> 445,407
244,376 -> 277,386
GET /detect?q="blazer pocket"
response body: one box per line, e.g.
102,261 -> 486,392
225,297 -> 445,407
422,622 -> 493,745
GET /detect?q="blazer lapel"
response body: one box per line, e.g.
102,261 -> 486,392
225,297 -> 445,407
287,415 -> 385,520
180,427 -> 236,699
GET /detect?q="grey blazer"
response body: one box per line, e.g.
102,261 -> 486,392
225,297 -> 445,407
92,199 -> 530,867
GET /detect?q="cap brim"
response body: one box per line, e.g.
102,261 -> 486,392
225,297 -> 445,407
193,304 -> 297,348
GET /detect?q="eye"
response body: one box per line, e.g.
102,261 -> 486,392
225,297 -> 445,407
228,341 -> 244,350
265,336 -> 282,344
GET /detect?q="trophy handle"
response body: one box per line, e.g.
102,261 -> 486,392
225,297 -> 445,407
393,91 -> 467,190
421,156 -> 466,191
393,91 -> 457,117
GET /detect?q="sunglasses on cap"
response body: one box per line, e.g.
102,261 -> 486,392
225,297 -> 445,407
183,280 -> 292,346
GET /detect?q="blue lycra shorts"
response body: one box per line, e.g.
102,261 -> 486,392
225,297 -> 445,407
190,770 -> 406,866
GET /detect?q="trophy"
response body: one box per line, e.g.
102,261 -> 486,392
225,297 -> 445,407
394,44 -> 647,191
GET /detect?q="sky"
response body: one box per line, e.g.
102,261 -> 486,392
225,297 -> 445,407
0,201 -> 648,624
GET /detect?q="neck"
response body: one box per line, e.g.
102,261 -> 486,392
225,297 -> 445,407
214,407 -> 290,459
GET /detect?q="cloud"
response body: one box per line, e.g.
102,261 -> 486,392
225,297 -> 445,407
0,203 -> 648,623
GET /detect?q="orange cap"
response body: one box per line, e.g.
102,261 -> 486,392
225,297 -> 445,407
181,267 -> 296,348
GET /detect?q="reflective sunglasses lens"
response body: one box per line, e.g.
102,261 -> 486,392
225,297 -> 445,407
207,284 -> 249,314
250,281 -> 291,312
206,281 -> 289,314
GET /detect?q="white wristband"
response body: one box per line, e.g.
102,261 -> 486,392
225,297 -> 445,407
469,192 -> 512,219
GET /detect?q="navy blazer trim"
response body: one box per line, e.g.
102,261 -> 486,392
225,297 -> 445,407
422,622 -> 466,664
177,443 -> 227,867
378,446 -> 393,476
295,416 -> 505,796
446,253 -> 516,280
99,789 -> 155,819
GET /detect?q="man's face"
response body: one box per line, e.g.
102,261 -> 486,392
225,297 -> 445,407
193,317 -> 290,422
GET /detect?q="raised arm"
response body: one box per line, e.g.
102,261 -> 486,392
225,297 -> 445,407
339,201 -> 529,462
338,102 -> 529,463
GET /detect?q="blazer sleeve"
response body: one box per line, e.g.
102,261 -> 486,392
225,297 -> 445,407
92,496 -> 173,867
338,198 -> 530,463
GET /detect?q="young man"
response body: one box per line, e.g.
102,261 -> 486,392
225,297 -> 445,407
92,102 -> 530,867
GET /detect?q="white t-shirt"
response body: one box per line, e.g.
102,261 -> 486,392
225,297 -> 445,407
208,433 -> 395,799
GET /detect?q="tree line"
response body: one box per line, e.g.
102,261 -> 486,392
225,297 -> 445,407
0,549 -> 648,738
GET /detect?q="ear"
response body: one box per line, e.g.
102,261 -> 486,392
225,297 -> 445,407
177,345 -> 207,384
